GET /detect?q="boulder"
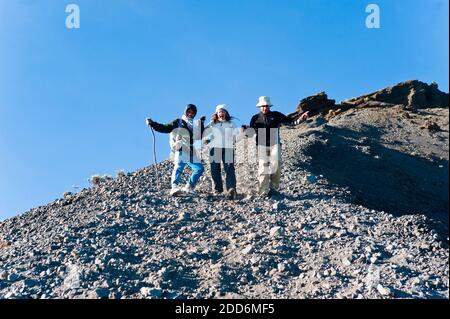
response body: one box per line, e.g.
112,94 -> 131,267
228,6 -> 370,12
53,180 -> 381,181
343,80 -> 449,110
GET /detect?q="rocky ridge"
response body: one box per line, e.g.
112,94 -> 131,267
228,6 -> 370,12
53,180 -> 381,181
0,81 -> 448,299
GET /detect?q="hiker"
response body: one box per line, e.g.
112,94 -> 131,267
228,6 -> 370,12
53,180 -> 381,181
146,104 -> 206,196
242,96 -> 309,198
203,104 -> 242,199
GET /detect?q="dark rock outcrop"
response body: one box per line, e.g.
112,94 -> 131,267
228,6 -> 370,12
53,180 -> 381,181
342,80 -> 449,110
288,80 -> 448,124
287,92 -> 338,120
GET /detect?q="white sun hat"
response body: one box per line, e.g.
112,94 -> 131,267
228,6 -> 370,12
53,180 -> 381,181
256,96 -> 273,107
215,104 -> 228,113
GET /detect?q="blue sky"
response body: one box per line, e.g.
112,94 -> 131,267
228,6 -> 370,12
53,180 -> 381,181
0,0 -> 448,220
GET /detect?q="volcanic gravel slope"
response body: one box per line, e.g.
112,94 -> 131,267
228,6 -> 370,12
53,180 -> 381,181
0,105 -> 448,299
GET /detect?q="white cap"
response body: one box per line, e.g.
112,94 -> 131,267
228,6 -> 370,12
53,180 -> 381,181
256,96 -> 273,107
215,104 -> 228,113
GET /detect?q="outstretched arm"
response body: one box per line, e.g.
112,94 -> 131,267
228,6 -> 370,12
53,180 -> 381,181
279,111 -> 309,126
146,118 -> 179,134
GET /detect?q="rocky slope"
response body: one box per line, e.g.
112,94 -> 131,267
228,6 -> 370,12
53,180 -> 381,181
0,81 -> 448,299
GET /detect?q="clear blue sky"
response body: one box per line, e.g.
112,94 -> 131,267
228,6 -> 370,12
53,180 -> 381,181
0,0 -> 448,220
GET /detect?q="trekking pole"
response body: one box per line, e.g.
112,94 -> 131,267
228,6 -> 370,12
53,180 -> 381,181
244,134 -> 251,195
150,126 -> 158,165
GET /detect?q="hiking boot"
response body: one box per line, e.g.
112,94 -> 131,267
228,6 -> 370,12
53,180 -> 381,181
170,186 -> 183,197
268,189 -> 281,198
182,184 -> 196,195
258,193 -> 270,200
227,188 -> 237,200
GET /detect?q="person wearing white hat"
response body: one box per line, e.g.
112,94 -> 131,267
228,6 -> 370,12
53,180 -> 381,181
203,104 -> 242,199
243,96 -> 309,198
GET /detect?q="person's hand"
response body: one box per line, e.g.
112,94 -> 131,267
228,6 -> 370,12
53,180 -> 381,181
200,116 -> 206,122
241,125 -> 248,133
146,118 -> 154,127
171,140 -> 183,151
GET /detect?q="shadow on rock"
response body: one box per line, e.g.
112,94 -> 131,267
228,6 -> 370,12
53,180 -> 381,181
302,125 -> 449,235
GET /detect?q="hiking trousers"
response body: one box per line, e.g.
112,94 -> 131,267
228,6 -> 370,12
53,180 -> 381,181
257,144 -> 282,195
209,147 -> 236,193
171,151 -> 204,188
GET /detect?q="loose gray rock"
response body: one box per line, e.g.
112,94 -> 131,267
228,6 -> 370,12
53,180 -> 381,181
376,284 -> 392,297
0,82 -> 448,300
140,287 -> 163,298
241,245 -> 254,255
269,226 -> 284,238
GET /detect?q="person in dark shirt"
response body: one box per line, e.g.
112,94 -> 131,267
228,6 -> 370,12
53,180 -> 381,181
146,104 -> 206,196
243,96 -> 308,197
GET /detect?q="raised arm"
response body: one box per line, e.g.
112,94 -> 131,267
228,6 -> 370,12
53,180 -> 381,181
278,111 -> 309,126
147,118 -> 179,134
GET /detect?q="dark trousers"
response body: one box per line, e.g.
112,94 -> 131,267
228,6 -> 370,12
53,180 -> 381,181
209,147 -> 236,192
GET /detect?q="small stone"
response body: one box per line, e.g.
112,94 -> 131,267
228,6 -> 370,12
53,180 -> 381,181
94,258 -> 103,266
322,282 -> 331,289
141,287 -> 162,298
241,245 -> 254,255
421,121 -> 441,132
4,292 -> 14,298
0,271 -> 7,280
0,240 -> 12,248
140,287 -> 151,296
177,212 -> 190,221
277,263 -> 286,272
269,226 -> 284,238
116,211 -> 125,219
412,277 -> 422,286
376,284 -> 392,296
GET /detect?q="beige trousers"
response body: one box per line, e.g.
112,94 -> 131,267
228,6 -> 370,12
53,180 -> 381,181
257,144 -> 282,195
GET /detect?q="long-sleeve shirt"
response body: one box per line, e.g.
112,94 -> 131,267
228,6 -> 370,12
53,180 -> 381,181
247,111 -> 293,146
151,118 -> 205,160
